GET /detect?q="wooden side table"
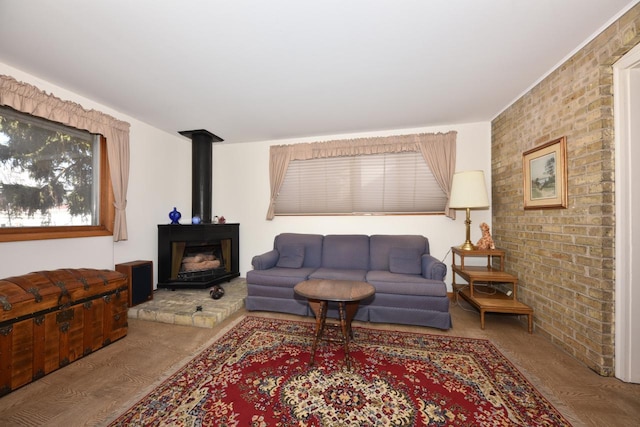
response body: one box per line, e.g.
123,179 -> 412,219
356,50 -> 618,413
451,247 -> 533,333
294,279 -> 375,370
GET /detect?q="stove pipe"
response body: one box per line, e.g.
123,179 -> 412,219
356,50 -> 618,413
178,129 -> 224,223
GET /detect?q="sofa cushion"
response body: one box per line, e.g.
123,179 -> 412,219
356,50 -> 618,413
246,267 -> 316,287
369,235 -> 429,271
276,244 -> 305,268
321,234 -> 370,270
274,233 -> 324,268
389,247 -> 422,274
309,268 -> 368,282
366,270 -> 448,297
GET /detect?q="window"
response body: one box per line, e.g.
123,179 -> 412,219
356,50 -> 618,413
0,106 -> 114,242
266,131 -> 457,219
275,151 -> 447,215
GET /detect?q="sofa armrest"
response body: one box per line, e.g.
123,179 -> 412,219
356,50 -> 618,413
421,254 -> 446,281
251,249 -> 279,270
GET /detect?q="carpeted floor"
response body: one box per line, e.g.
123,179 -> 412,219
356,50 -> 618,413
109,315 -> 572,426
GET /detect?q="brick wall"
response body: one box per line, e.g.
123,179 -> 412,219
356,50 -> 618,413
491,4 -> 640,375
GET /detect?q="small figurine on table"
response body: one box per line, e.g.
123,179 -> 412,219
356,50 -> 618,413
476,222 -> 495,250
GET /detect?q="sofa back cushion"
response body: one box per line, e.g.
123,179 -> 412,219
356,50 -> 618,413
321,234 -> 370,270
274,233 -> 324,268
369,235 -> 430,272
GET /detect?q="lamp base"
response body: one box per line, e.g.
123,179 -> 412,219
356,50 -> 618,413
458,208 -> 477,251
458,241 -> 477,251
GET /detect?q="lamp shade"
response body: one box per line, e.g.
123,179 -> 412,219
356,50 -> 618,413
449,170 -> 489,209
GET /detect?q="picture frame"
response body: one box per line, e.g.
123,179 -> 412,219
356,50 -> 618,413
522,136 -> 567,209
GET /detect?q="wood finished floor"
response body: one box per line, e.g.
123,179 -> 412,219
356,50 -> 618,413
0,300 -> 638,426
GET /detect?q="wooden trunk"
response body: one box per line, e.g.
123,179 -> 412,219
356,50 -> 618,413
0,269 -> 128,396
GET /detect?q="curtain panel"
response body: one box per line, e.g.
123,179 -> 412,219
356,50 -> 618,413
0,74 -> 131,241
267,131 -> 457,219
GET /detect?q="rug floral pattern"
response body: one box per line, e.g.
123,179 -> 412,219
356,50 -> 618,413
110,316 -> 571,426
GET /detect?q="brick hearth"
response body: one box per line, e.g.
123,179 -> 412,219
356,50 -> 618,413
128,277 -> 247,328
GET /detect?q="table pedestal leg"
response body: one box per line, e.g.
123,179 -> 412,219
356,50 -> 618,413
307,299 -> 360,370
338,302 -> 351,370
344,301 -> 360,339
308,299 -> 327,366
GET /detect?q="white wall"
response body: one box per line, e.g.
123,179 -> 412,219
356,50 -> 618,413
0,63 -> 192,279
213,122 -> 492,290
0,62 -> 491,290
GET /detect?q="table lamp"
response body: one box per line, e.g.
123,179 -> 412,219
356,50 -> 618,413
449,170 -> 490,250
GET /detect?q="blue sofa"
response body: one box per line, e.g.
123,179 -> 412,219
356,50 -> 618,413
245,233 -> 452,329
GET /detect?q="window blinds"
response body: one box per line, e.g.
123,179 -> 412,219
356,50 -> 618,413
275,151 -> 447,215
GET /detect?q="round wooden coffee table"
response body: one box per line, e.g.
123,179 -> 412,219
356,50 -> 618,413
294,279 -> 375,370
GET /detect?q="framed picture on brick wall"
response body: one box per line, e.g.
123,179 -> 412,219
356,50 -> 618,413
523,136 -> 567,209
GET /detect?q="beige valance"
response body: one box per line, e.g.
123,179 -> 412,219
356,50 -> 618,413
0,74 -> 131,241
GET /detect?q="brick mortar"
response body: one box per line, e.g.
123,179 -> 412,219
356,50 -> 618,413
491,4 -> 640,376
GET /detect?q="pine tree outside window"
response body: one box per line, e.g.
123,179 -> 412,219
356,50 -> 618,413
0,106 -> 101,227
0,106 -> 114,241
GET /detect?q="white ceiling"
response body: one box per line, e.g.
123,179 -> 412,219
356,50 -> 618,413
0,1 -> 636,143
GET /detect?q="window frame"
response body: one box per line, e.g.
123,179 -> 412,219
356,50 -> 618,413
0,135 -> 114,242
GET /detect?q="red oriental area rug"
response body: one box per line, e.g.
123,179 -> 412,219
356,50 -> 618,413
109,316 -> 572,426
